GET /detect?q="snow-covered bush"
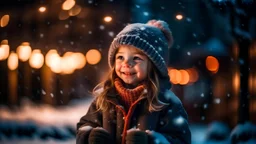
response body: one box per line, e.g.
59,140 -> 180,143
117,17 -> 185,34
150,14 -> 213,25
230,121 -> 256,144
205,121 -> 231,141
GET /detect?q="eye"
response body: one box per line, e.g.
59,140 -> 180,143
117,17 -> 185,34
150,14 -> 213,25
133,56 -> 142,61
116,55 -> 124,60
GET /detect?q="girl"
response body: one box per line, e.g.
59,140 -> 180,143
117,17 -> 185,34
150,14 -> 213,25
77,20 -> 191,144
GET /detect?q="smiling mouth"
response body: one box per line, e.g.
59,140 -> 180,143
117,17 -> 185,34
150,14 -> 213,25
122,72 -> 136,76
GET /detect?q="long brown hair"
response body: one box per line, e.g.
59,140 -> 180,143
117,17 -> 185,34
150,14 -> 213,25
93,57 -> 168,112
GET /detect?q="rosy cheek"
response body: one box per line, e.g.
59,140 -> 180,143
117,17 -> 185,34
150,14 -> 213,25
115,64 -> 121,71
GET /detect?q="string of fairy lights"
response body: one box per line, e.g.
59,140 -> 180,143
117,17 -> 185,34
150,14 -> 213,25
0,38 -> 222,85
0,40 -> 101,75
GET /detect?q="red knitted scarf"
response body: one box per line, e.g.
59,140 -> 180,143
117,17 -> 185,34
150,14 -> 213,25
114,78 -> 146,110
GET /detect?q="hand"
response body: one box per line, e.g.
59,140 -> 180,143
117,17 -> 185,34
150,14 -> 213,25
126,129 -> 148,144
88,127 -> 112,144
76,126 -> 93,144
146,130 -> 169,144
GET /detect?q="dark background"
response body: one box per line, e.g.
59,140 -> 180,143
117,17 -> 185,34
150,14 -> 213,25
0,0 -> 256,143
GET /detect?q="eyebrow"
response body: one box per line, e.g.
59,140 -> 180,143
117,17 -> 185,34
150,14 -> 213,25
116,51 -> 145,55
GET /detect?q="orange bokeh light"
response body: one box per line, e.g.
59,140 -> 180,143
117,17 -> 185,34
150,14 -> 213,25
186,68 -> 199,83
7,52 -> 18,70
0,15 -> 10,27
176,14 -> 183,20
206,56 -> 219,73
104,16 -> 112,22
85,49 -> 101,65
39,6 -> 46,12
179,69 -> 190,85
29,49 -> 44,69
169,68 -> 181,84
62,0 -> 75,10
16,42 -> 32,62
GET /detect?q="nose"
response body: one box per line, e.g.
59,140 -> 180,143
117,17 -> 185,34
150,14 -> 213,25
123,59 -> 133,68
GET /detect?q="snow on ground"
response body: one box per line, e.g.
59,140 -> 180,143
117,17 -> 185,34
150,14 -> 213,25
0,97 -> 94,144
0,139 -> 75,144
0,97 -> 94,127
0,97 -> 255,144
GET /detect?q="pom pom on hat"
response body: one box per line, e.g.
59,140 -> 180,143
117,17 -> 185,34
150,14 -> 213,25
108,19 -> 173,78
146,20 -> 173,48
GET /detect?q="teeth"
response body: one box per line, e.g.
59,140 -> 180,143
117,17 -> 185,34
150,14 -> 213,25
123,72 -> 133,75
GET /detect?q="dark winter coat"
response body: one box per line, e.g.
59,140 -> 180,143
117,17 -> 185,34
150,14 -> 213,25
76,89 -> 191,144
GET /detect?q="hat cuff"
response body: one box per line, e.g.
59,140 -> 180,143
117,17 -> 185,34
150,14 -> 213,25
108,35 -> 169,77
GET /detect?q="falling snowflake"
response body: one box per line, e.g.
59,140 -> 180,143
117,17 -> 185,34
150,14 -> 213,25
88,0 -> 93,4
50,93 -> 54,98
201,116 -> 205,120
108,31 -> 114,37
65,24 -> 69,28
214,98 -> 221,104
135,5 -> 140,8
187,51 -> 191,55
40,33 -> 44,38
60,90 -> 63,94
143,12 -> 149,16
41,89 -> 46,95
186,18 -> 192,22
161,6 -> 165,9
143,89 -> 147,94
88,31 -> 92,34
99,25 -> 105,30
203,104 -> 208,109
200,93 -> 204,97
70,41 -> 74,45
173,116 -> 185,125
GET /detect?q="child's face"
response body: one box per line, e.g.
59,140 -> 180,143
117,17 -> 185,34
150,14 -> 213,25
115,45 -> 149,86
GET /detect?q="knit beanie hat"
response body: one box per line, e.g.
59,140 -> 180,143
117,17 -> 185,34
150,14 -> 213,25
108,19 -> 173,78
